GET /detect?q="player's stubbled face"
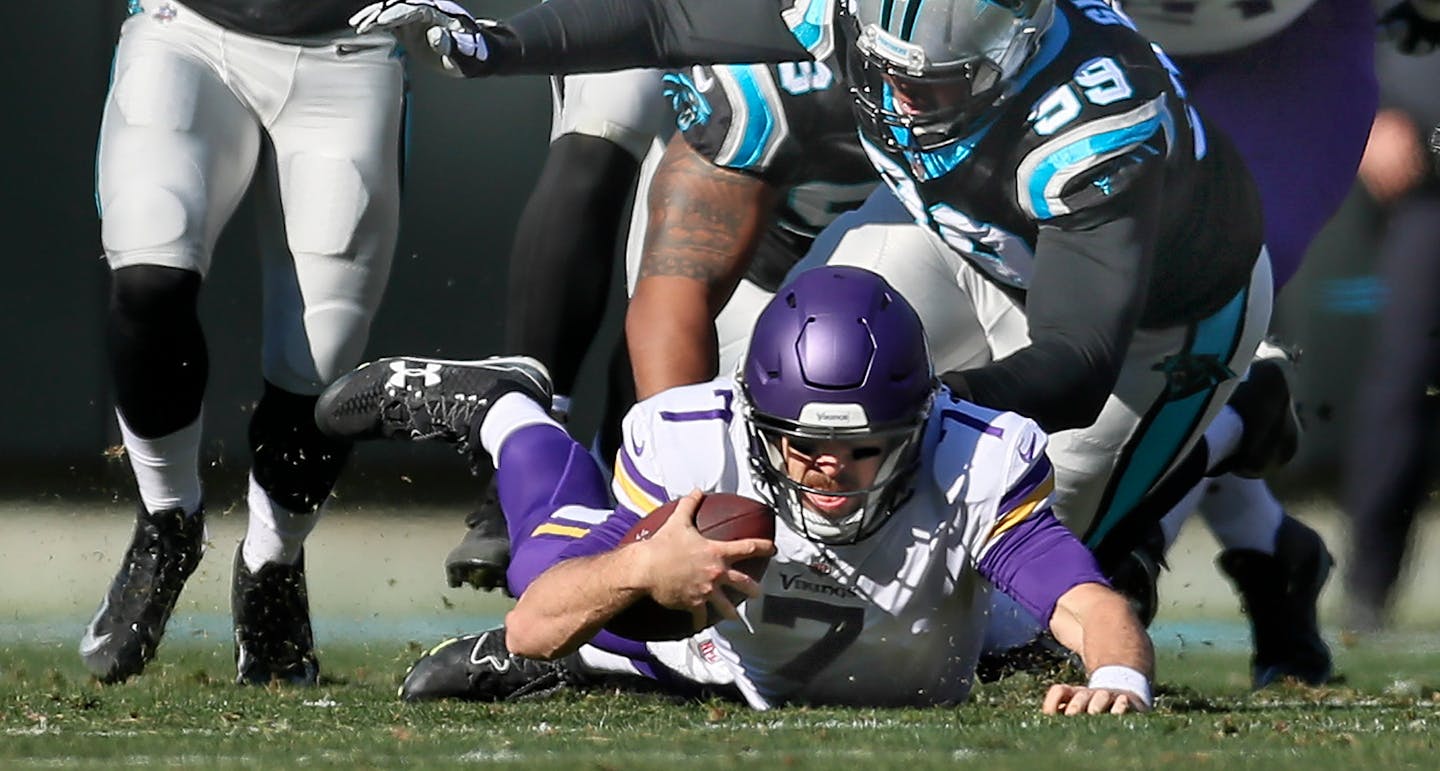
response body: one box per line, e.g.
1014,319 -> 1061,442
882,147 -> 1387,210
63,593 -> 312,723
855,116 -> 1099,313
782,437 -> 884,519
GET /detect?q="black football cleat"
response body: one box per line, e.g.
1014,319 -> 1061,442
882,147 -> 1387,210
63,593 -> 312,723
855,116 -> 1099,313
314,355 -> 552,468
81,504 -> 205,684
399,627 -> 580,702
1217,515 -> 1334,689
445,477 -> 512,592
1219,342 -> 1301,479
233,546 -> 319,686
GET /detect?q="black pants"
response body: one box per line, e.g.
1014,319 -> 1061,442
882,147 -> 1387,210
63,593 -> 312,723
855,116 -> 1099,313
1343,188 -> 1440,610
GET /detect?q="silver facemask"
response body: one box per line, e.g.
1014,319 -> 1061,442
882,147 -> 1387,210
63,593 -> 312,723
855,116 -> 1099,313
848,0 -> 1055,151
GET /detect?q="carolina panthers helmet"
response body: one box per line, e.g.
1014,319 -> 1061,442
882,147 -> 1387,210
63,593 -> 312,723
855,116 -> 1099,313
739,266 -> 936,544
848,0 -> 1055,151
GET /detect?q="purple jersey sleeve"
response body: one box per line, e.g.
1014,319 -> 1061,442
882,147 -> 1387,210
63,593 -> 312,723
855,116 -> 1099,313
554,507 -> 644,563
976,509 -> 1109,625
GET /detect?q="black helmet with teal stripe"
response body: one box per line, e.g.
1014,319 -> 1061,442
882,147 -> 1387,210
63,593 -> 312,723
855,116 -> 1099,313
848,0 -> 1054,151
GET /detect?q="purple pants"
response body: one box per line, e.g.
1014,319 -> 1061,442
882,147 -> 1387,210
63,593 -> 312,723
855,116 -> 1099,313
1178,0 -> 1377,292
494,423 -> 673,678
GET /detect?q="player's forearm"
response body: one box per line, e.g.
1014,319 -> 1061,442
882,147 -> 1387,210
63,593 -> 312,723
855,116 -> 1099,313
1050,582 -> 1155,679
943,214 -> 1153,431
628,278 -> 722,399
506,550 -> 651,660
943,336 -> 1121,431
481,0 -> 809,76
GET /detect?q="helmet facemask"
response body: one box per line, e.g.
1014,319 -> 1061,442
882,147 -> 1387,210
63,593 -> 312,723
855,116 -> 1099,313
741,393 -> 933,545
847,0 -> 1053,152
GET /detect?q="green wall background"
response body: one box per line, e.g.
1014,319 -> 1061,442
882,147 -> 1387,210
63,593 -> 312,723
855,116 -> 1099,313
0,2 -> 634,504
0,3 -> 1391,506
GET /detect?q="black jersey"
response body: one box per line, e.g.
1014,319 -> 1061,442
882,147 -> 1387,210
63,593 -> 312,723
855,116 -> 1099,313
839,0 -> 1261,331
472,0 -> 1267,430
178,0 -> 368,37
478,0 -> 1261,324
664,58 -> 876,290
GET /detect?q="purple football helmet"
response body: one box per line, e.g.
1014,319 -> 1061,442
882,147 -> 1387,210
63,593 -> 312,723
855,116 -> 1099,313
739,266 -> 936,543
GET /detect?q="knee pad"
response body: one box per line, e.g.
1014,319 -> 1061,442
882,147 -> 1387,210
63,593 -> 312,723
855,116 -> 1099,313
101,184 -> 193,261
261,248 -> 384,391
262,298 -> 375,393
109,265 -> 208,437
249,382 -> 353,513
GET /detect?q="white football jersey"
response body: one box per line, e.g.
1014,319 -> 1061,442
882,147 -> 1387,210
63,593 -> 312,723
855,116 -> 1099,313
610,379 -> 1053,709
1118,0 -> 1318,55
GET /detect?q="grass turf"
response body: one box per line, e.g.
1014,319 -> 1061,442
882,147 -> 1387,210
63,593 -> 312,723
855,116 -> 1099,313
3,641 -> 1439,769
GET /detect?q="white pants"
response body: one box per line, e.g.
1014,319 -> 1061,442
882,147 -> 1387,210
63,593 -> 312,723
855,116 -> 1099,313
97,1 -> 403,393
778,188 -> 1274,544
550,70 -> 673,162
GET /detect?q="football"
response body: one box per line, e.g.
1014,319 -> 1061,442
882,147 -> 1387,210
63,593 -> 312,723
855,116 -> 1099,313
603,493 -> 776,641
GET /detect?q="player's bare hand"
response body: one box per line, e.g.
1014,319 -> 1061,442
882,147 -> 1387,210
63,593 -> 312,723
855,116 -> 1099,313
1358,109 -> 1427,205
637,490 -> 775,620
1043,684 -> 1150,716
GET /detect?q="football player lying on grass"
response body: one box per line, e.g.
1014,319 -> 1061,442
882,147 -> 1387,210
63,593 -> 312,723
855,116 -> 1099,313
316,267 -> 1155,714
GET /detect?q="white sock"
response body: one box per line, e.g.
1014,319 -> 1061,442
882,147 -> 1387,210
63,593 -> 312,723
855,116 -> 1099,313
575,644 -> 644,677
241,473 -> 321,572
1198,474 -> 1283,554
1202,406 -> 1244,474
117,409 -> 204,516
1158,480 -> 1208,549
479,391 -> 562,465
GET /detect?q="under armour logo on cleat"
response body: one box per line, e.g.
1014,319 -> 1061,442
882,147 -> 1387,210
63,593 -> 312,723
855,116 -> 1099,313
387,361 -> 443,389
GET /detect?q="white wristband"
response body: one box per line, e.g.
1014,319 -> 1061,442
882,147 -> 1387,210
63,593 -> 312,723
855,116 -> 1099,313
1086,665 -> 1153,709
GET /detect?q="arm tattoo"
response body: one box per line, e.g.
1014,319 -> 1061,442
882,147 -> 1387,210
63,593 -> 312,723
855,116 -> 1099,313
638,136 -> 778,287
